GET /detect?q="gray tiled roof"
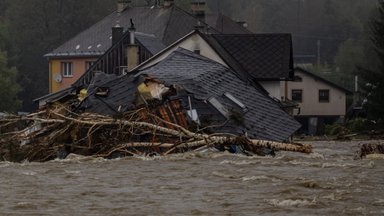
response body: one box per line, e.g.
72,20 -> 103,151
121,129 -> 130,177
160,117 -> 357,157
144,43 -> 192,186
135,48 -> 300,141
46,6 -> 250,57
205,34 -> 294,81
82,74 -> 141,116
135,33 -> 166,54
46,7 -> 172,57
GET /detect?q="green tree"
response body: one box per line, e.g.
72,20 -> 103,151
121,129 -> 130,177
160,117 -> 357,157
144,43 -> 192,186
334,39 -> 364,90
5,0 -> 114,111
0,50 -> 21,112
359,0 -> 384,119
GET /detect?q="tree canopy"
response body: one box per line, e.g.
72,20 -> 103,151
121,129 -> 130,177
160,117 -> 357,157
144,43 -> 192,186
0,50 -> 21,112
359,0 -> 384,120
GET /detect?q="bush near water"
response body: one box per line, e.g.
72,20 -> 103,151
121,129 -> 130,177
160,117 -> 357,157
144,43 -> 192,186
325,118 -> 384,136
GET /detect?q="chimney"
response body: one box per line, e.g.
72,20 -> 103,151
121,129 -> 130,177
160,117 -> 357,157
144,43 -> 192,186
112,24 -> 124,44
128,19 -> 135,45
127,19 -> 139,72
164,0 -> 174,8
117,0 -> 131,13
191,0 -> 206,21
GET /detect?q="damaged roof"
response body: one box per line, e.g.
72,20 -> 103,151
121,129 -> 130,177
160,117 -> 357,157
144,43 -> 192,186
46,6 -> 250,57
204,34 -> 294,81
85,48 -> 300,141
140,49 -> 300,141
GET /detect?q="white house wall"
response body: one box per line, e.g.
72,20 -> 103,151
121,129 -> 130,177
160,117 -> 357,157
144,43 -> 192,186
259,81 -> 281,100
138,33 -> 228,70
287,71 -> 346,116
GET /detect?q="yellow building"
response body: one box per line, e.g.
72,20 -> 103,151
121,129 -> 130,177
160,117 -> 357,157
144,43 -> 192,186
48,58 -> 98,93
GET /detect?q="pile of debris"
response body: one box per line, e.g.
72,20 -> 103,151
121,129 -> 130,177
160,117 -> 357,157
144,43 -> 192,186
0,104 -> 312,162
355,143 -> 384,159
1,49 -> 315,162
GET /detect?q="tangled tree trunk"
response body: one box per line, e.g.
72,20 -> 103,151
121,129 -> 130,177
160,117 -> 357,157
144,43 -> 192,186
0,105 -> 312,162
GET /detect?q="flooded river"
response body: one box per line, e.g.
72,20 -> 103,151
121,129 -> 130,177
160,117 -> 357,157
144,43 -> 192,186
0,140 -> 383,215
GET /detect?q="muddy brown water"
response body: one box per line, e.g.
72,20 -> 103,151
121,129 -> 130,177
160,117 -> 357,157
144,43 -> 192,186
0,140 -> 383,216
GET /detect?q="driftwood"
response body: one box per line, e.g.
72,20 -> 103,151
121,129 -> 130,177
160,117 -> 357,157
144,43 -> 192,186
0,105 -> 312,162
355,143 -> 384,159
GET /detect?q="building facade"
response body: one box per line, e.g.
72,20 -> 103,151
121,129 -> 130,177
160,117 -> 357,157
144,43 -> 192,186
283,68 -> 351,134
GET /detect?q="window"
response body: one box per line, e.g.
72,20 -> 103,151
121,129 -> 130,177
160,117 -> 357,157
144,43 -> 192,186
319,89 -> 330,102
85,61 -> 94,70
291,89 -> 302,102
61,62 -> 73,77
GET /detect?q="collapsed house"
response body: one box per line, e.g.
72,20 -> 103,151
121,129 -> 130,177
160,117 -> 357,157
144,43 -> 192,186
0,49 -> 307,161
35,26 -> 302,141
3,48 -> 305,162
73,48 -> 300,141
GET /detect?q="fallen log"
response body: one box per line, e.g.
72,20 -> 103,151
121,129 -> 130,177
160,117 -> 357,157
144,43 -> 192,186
0,107 -> 312,162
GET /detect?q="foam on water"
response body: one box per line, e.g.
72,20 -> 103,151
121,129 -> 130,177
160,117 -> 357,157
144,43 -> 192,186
265,198 -> 316,207
21,171 -> 37,176
220,159 -> 261,165
0,161 -> 13,168
51,154 -> 107,164
321,162 -> 357,168
242,175 -> 282,183
64,170 -> 81,175
306,152 -> 325,159
287,160 -> 323,167
366,154 -> 384,160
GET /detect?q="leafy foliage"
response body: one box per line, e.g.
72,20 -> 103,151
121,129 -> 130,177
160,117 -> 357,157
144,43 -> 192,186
359,0 -> 384,120
0,50 -> 21,112
4,0 -> 115,111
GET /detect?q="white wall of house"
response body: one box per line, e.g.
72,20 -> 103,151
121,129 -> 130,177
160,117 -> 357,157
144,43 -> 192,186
138,33 -> 228,70
285,70 -> 346,116
259,81 -> 281,100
